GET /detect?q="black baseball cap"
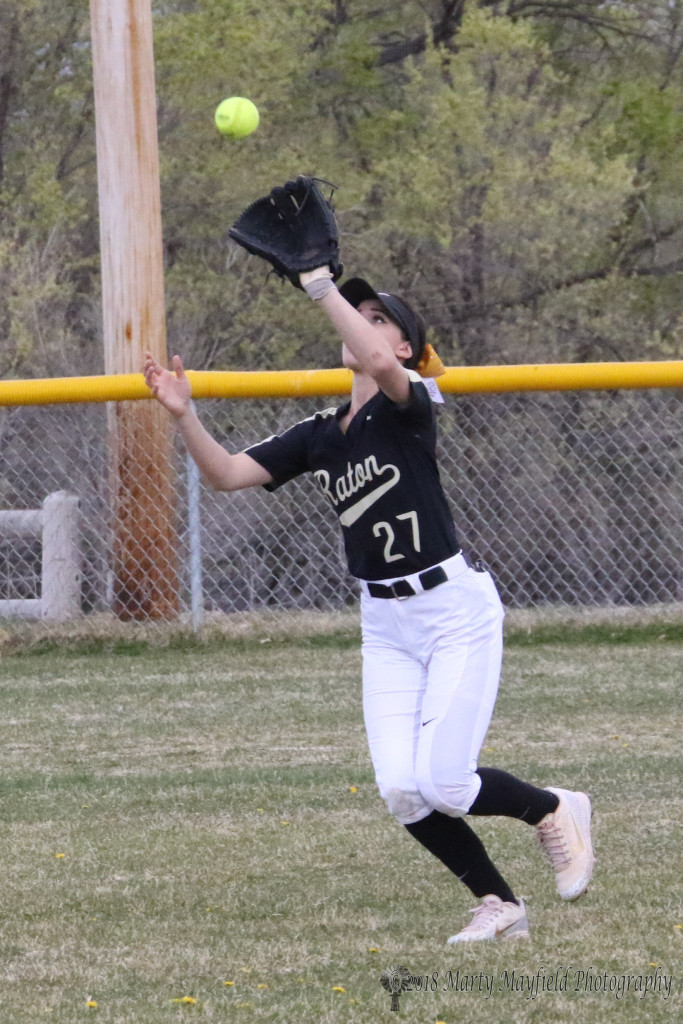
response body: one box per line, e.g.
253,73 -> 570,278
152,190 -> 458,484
339,277 -> 426,369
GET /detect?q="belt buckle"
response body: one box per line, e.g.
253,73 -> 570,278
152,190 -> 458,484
391,579 -> 415,600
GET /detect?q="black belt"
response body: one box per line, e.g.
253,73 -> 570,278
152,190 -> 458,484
367,564 -> 449,600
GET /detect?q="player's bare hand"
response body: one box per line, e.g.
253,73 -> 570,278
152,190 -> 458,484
143,352 -> 192,418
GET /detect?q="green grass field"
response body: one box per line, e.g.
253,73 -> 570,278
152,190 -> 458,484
0,615 -> 680,1023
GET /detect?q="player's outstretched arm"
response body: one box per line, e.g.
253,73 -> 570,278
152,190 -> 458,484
143,353 -> 272,492
300,269 -> 411,404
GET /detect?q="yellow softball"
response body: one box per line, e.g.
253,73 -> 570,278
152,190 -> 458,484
214,97 -> 260,139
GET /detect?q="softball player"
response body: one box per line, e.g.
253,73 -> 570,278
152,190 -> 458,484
144,265 -> 594,942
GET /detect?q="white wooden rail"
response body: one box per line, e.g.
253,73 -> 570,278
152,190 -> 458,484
0,491 -> 81,620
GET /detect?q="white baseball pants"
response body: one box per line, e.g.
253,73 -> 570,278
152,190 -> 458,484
360,553 -> 505,826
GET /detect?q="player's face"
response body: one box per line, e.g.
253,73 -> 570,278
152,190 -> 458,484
343,300 -> 412,369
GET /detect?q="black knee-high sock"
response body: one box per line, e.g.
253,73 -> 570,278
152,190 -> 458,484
405,810 -> 517,904
469,767 -> 559,824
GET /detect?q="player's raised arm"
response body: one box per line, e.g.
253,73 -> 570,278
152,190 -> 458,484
143,352 -> 272,492
228,176 -> 413,403
300,268 -> 412,404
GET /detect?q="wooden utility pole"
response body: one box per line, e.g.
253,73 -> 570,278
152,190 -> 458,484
90,0 -> 178,619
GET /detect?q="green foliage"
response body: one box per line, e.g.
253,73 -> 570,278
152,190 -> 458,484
0,0 -> 97,376
365,17 -> 630,293
1,0 -> 683,377
612,78 -> 683,163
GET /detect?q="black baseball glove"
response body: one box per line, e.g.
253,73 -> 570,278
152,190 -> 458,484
228,175 -> 343,288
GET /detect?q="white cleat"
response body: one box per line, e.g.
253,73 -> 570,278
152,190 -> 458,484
447,894 -> 529,943
536,787 -> 595,900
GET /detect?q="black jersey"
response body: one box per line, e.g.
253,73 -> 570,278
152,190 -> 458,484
245,373 -> 460,581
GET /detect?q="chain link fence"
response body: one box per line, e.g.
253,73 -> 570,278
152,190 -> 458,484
0,386 -> 681,639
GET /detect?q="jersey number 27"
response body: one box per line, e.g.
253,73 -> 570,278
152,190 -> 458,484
372,511 -> 421,563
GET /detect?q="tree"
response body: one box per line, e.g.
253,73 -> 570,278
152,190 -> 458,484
2,0 -> 682,381
0,1 -> 98,378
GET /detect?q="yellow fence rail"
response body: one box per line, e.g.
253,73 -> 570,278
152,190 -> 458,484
0,361 -> 682,406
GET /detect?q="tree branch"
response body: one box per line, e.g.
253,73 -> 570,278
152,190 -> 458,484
441,224 -> 683,325
373,0 -> 657,67
376,0 -> 465,65
0,11 -> 19,189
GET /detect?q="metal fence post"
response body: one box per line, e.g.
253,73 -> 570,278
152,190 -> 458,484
186,434 -> 205,631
